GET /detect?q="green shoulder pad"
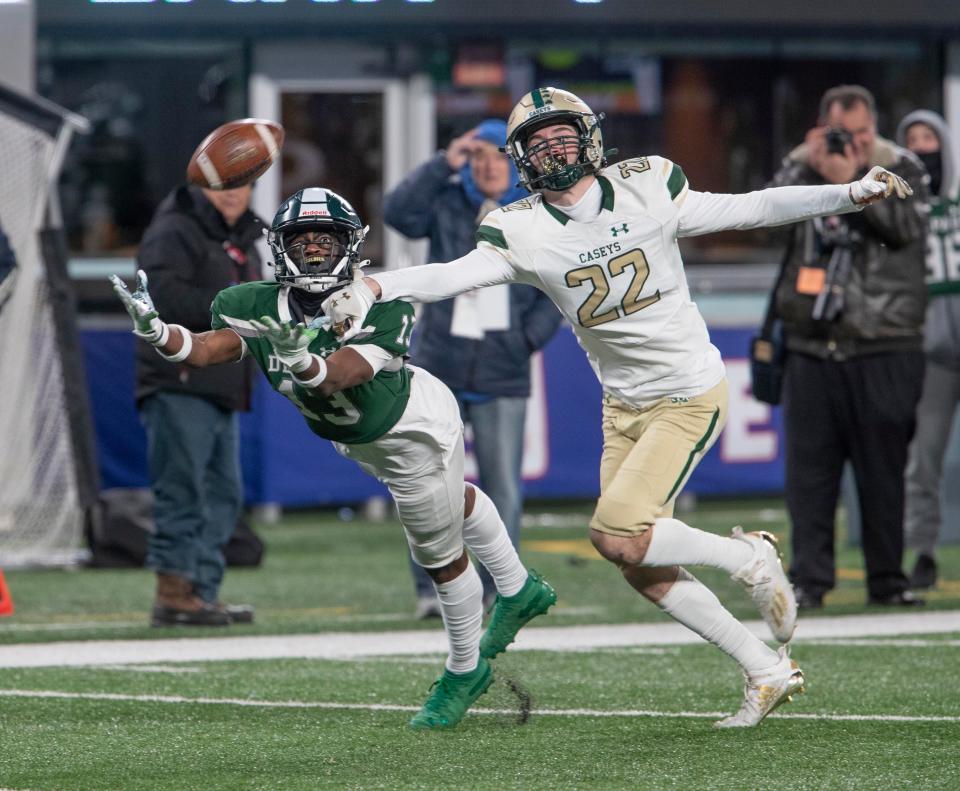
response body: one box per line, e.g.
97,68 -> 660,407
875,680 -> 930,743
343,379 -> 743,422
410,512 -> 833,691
346,299 -> 415,357
211,282 -> 281,336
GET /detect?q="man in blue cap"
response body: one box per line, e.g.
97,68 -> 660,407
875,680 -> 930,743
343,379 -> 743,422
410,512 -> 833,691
384,119 -> 562,617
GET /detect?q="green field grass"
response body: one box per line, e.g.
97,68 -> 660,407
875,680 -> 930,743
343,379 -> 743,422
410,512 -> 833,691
2,641 -> 959,790
3,499 -> 959,644
1,500 -> 959,790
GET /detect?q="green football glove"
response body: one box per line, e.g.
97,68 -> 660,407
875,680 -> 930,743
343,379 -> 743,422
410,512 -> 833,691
109,269 -> 169,346
249,316 -> 318,373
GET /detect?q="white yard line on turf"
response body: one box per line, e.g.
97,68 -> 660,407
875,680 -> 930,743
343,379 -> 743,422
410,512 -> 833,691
0,689 -> 957,724
0,610 -> 957,669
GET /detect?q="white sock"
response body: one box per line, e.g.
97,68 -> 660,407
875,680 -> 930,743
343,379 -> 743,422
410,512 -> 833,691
644,517 -> 752,574
461,486 -> 528,597
656,568 -> 779,674
434,562 -> 483,674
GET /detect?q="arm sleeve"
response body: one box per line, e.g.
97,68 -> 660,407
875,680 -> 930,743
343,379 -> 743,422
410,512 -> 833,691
382,154 -> 452,239
676,184 -> 859,238
374,246 -> 520,304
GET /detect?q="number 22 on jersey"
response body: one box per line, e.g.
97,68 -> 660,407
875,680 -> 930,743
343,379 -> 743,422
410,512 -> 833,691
564,248 -> 661,328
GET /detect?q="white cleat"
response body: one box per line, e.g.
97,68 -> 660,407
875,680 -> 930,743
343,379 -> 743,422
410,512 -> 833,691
715,646 -> 806,728
730,526 -> 798,643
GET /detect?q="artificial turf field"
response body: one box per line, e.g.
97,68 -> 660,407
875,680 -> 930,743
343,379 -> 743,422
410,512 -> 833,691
1,499 -> 958,790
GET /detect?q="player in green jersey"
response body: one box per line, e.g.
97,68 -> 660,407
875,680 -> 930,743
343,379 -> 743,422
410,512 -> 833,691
111,187 -> 556,730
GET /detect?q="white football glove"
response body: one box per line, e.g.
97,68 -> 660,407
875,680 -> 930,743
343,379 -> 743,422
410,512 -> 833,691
849,166 -> 913,206
320,279 -> 376,341
109,269 -> 169,346
249,316 -> 318,373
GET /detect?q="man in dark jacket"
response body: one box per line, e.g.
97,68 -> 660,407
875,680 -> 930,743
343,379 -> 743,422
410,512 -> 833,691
384,119 -> 562,615
771,85 -> 929,609
135,182 -> 263,626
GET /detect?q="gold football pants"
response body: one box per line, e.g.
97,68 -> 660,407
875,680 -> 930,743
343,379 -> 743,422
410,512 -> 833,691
590,379 -> 728,537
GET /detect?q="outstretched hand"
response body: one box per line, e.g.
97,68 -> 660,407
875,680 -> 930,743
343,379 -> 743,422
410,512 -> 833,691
849,166 -> 914,206
249,316 -> 317,373
109,269 -> 168,345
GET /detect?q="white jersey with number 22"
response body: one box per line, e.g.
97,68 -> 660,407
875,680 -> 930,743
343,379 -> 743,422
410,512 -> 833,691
375,155 -> 857,408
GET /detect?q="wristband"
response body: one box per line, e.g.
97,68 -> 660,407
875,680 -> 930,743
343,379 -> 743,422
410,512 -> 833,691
293,354 -> 328,389
155,325 -> 193,363
288,351 -> 315,374
135,320 -> 169,347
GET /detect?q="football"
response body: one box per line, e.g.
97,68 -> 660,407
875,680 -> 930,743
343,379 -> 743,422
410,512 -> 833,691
186,118 -> 285,190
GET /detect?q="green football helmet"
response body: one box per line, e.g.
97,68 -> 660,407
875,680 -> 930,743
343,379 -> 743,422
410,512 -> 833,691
268,187 -> 367,294
505,87 -> 607,192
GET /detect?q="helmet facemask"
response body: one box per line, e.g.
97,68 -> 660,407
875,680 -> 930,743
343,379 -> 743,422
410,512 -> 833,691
270,223 -> 365,293
517,122 -> 596,191
505,88 -> 608,192
268,187 -> 367,295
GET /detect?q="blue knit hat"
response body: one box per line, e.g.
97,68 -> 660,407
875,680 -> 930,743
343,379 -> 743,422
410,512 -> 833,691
473,119 -> 509,147
460,118 -> 528,208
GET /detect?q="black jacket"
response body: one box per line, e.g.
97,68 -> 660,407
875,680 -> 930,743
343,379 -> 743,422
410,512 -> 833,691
135,185 -> 263,410
771,137 -> 929,359
384,154 -> 562,397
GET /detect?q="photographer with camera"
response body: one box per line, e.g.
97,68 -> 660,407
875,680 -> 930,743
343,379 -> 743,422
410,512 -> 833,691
770,84 -> 929,609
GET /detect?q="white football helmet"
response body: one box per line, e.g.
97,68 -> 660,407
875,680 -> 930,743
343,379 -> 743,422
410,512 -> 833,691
505,87 -> 607,191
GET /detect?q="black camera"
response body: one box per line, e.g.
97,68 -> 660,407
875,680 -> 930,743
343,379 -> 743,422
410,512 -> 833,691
825,126 -> 853,155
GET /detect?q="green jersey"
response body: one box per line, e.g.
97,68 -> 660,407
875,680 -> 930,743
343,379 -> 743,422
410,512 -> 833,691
211,281 -> 415,444
926,194 -> 960,297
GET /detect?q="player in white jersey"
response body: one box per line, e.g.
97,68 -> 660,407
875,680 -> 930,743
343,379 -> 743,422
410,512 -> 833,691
323,87 -> 914,727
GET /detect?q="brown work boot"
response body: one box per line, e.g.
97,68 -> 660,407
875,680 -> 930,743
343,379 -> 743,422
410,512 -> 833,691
212,600 -> 255,624
151,573 -> 230,627
190,583 -> 255,624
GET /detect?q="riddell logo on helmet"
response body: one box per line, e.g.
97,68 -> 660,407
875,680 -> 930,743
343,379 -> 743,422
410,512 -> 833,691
301,209 -> 331,217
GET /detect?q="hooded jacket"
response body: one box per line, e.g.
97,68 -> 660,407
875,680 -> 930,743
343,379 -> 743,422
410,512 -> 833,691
771,135 -> 929,360
384,149 -> 562,398
134,184 -> 264,410
896,110 -> 960,370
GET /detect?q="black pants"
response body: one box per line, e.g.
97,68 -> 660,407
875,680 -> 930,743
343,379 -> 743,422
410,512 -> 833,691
782,350 -> 924,599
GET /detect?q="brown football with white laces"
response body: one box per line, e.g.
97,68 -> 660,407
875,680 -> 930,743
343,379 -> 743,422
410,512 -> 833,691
186,118 -> 284,191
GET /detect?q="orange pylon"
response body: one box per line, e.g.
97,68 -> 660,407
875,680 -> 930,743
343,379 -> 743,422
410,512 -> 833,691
0,570 -> 14,616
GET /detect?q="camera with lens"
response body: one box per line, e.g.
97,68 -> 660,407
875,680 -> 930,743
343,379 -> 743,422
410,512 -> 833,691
825,126 -> 853,155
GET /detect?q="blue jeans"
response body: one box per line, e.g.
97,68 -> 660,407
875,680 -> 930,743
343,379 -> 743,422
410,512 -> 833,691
141,392 -> 242,603
411,395 -> 527,599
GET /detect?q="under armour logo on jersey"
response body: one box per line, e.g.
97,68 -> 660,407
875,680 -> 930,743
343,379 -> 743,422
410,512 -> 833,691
610,223 -> 629,237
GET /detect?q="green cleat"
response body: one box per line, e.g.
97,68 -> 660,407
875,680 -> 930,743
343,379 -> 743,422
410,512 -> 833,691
479,570 -> 557,659
409,657 -> 494,730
